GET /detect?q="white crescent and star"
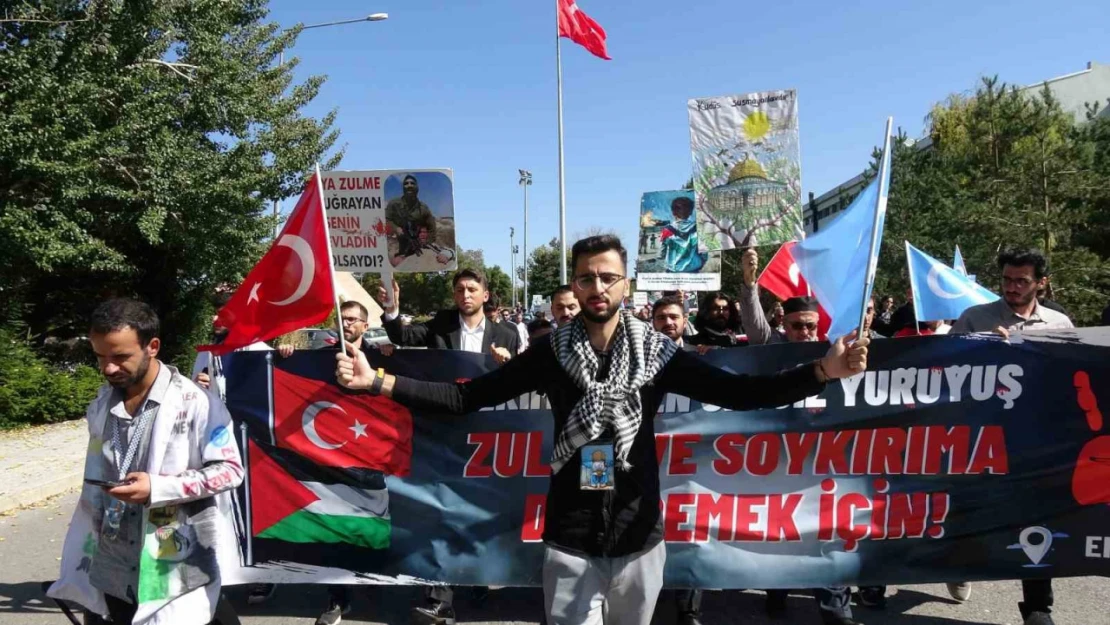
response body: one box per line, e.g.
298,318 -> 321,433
788,262 -> 801,287
270,234 -> 315,306
349,420 -> 368,439
302,402 -> 347,450
926,262 -> 975,300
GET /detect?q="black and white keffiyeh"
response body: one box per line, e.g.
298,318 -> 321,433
550,309 -> 678,473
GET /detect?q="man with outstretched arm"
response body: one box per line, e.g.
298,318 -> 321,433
335,235 -> 870,625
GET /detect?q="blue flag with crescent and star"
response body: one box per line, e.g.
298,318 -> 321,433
907,241 -> 999,322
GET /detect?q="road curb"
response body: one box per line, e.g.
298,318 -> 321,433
0,470 -> 83,514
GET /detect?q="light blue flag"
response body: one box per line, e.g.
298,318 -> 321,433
953,245 -> 977,282
907,241 -> 999,322
794,122 -> 892,342
953,245 -> 967,275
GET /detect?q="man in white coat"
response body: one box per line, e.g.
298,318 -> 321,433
49,298 -> 244,625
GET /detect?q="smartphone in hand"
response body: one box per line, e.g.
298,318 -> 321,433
84,478 -> 124,488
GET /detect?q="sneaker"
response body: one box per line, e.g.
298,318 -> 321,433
316,601 -> 352,625
411,603 -> 457,625
247,583 -> 276,605
946,582 -> 971,602
856,587 -> 887,609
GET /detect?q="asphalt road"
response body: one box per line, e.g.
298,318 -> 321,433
2,492 -> 1105,625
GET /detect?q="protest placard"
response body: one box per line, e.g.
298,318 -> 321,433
323,169 -> 456,272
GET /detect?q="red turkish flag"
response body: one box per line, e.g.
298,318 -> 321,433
758,241 -> 831,340
272,368 -> 412,476
199,174 -> 334,355
557,0 -> 611,60
758,241 -> 809,301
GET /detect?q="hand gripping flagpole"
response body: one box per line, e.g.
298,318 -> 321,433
856,117 -> 894,340
315,164 -> 346,347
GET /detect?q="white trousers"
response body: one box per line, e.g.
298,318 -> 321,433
543,540 -> 667,625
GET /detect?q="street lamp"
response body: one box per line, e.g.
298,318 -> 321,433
519,169 -> 532,311
509,227 -> 517,309
272,13 -> 389,237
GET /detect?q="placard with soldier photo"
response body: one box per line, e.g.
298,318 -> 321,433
322,169 -> 457,273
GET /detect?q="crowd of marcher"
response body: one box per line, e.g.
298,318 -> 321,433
48,234 -> 1101,625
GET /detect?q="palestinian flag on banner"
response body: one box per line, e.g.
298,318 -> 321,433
249,438 -> 392,549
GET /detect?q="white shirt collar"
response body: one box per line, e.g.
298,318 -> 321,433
459,313 -> 486,334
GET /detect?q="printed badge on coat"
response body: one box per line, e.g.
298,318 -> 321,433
580,442 -> 615,491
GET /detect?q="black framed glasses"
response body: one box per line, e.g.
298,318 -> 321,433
573,273 -> 625,290
341,316 -> 367,325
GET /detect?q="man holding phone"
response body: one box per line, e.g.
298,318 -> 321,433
49,299 -> 243,625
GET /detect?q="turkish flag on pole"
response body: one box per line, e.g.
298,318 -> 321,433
757,241 -> 832,340
557,0 -> 611,60
758,241 -> 809,301
199,173 -> 335,355
272,369 -> 412,476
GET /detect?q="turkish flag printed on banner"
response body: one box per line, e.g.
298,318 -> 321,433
757,241 -> 831,340
272,368 -> 412,476
199,174 -> 334,355
557,0 -> 611,60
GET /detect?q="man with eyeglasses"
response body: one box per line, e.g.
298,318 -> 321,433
743,293 -> 870,624
688,292 -> 744,347
335,235 -> 871,625
737,251 -> 873,624
952,248 -> 1072,337
947,248 -> 1072,625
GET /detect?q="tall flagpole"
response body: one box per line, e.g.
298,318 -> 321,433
856,117 -> 894,338
556,3 -> 568,284
314,163 -> 346,347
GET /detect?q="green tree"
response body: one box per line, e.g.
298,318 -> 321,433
486,265 -> 513,309
360,247 -> 510,315
0,1 -> 342,364
857,77 -> 1110,325
519,238 -> 572,304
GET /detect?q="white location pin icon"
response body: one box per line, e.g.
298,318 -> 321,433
1019,526 -> 1053,565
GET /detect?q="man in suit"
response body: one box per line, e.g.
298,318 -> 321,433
378,267 -> 518,624
380,268 -> 521,360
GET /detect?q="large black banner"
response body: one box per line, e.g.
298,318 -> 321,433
222,329 -> 1110,588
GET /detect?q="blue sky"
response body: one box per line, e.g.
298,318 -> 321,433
268,0 -> 1109,279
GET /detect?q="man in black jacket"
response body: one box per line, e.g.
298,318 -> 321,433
341,235 -> 870,625
380,268 -> 521,360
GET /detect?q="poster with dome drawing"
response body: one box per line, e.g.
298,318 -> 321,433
688,90 -> 802,250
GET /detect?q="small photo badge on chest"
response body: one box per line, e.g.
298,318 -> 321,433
580,443 -> 615,491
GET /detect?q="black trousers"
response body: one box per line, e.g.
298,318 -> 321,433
675,589 -> 702,613
1021,578 -> 1054,617
104,594 -> 137,624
